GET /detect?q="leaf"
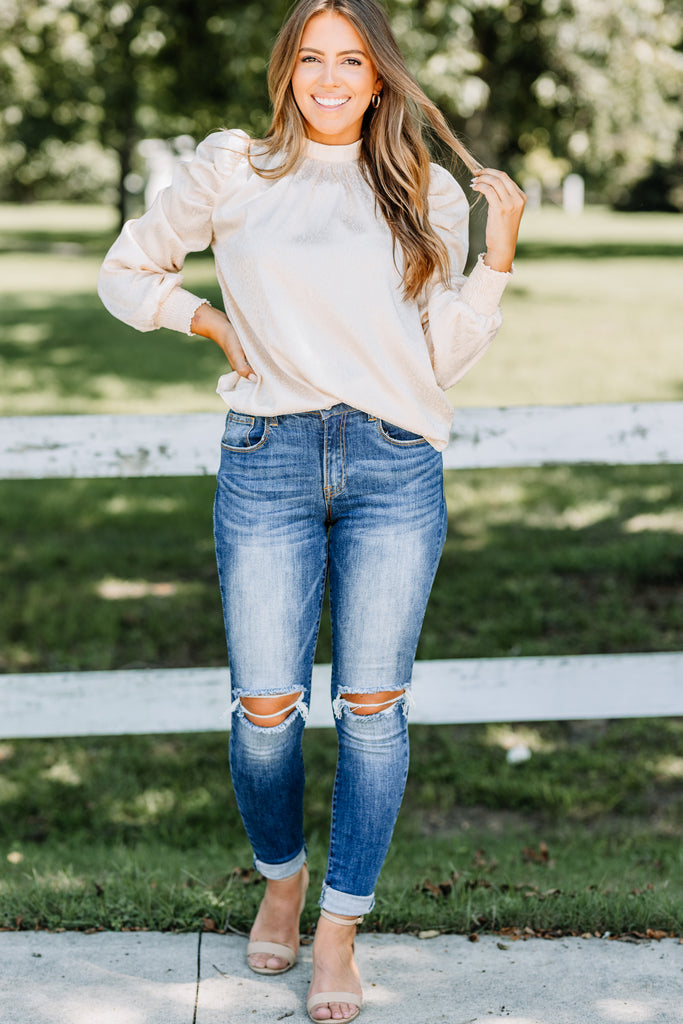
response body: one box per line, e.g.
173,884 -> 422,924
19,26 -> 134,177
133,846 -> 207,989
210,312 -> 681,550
419,878 -> 444,898
521,842 -> 550,864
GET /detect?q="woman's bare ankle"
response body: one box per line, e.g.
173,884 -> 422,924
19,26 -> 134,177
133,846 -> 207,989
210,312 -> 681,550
248,864 -> 308,964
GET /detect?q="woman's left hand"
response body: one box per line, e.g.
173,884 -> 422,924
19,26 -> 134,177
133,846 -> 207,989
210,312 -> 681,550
471,168 -> 526,273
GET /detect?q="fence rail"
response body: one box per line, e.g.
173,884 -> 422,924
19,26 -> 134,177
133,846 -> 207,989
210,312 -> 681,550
2,402 -> 682,479
2,402 -> 682,739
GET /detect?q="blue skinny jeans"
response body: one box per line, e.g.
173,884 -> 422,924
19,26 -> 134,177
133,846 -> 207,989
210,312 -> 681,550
213,404 -> 447,916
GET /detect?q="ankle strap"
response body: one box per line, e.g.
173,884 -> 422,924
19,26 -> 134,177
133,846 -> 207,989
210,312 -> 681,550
320,909 -> 363,926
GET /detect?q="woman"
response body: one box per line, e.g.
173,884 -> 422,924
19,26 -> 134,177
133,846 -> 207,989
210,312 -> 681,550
98,0 -> 525,1019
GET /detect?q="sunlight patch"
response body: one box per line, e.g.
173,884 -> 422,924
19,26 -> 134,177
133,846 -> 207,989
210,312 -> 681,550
42,759 -> 82,786
485,724 -> 556,755
559,500 -> 616,528
96,578 -> 180,599
652,754 -> 683,778
103,495 -> 181,515
28,870 -> 88,893
5,322 -> 50,344
0,778 -> 21,803
110,788 -> 176,825
623,511 -> 683,534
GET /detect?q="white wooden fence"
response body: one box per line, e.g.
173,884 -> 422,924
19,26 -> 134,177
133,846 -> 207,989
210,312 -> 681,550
1,402 -> 682,739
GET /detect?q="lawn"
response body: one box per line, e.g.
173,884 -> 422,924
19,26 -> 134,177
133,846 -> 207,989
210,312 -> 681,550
0,201 -> 681,936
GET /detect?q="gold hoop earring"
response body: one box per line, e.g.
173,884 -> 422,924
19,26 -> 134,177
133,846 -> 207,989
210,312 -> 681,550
371,93 -> 381,109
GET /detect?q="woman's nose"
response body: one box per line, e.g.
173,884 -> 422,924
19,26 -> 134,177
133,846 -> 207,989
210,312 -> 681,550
319,62 -> 339,87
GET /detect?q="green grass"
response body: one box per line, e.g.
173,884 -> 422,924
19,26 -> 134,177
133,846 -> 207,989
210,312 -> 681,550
0,201 -> 682,934
1,720 -> 681,934
1,466 -> 682,675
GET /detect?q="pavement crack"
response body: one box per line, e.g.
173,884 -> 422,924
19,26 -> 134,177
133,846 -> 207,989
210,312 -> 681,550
192,929 -> 202,1024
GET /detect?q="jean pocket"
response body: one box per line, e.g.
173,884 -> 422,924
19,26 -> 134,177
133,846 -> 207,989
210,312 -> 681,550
221,411 -> 270,452
376,419 -> 427,446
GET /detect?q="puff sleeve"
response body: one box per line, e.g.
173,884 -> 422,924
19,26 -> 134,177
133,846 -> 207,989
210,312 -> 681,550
97,129 -> 249,335
422,163 -> 511,390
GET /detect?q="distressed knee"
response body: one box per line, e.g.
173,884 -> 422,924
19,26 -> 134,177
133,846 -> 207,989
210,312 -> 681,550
338,689 -> 406,716
238,691 -> 304,727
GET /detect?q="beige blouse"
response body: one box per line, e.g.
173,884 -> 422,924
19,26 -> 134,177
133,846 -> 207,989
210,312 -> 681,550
97,130 -> 511,450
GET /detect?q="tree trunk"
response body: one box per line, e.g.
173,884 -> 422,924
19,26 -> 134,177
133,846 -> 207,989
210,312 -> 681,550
117,134 -> 133,233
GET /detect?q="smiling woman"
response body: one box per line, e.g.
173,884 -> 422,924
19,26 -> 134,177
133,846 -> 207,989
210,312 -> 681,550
291,12 -> 382,145
96,1 -> 525,1021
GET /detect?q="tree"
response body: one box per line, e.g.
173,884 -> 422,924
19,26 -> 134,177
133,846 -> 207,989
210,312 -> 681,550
0,0 -> 288,225
386,0 -> 683,202
2,0 -> 682,212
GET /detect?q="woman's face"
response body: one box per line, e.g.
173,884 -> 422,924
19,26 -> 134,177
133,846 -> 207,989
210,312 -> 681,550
291,11 -> 382,146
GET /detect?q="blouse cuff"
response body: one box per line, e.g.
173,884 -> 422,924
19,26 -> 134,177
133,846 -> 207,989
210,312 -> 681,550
156,288 -> 211,336
459,254 -> 512,317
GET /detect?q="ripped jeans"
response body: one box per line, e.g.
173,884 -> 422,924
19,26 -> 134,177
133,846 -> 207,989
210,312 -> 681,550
213,403 -> 447,916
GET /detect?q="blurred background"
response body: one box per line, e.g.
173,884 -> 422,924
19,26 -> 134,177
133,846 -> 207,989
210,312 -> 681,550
1,0 -> 682,224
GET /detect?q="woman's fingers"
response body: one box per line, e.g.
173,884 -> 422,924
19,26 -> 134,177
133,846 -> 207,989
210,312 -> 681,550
190,302 -> 256,380
471,168 -> 526,273
218,322 -> 257,381
472,168 -> 525,199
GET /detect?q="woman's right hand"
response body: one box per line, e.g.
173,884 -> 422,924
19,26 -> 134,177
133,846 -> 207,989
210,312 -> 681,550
190,302 -> 256,381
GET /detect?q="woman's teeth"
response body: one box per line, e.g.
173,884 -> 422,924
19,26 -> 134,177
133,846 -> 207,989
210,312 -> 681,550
313,96 -> 349,107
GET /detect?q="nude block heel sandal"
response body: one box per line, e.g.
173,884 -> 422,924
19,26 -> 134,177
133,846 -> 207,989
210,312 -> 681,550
247,872 -> 308,976
246,938 -> 298,975
306,910 -> 364,1023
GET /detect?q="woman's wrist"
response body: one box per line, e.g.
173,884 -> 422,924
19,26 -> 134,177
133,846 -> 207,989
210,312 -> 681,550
483,249 -> 514,273
190,301 -> 228,340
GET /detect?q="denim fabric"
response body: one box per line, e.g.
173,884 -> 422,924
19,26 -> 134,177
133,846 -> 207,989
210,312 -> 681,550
213,404 -> 447,914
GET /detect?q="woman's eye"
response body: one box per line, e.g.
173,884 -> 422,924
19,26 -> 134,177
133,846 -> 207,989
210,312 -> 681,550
344,58 -> 361,66
301,55 -> 318,63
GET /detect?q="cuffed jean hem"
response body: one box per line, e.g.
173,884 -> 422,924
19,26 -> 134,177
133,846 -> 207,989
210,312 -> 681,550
319,882 -> 375,916
254,845 -> 307,880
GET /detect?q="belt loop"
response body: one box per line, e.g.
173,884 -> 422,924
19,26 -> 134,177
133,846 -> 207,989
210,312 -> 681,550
268,415 -> 279,427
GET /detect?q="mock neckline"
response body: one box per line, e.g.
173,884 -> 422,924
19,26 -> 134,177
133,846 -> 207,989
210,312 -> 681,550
304,138 -> 362,163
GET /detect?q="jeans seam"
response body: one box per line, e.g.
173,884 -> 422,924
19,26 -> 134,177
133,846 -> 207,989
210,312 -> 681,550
324,411 -> 348,502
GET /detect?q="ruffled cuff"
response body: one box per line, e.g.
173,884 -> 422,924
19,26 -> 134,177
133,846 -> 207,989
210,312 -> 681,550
155,289 -> 211,336
459,254 -> 512,317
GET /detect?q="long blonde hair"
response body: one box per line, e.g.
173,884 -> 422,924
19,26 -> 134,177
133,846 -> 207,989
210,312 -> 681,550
252,0 -> 481,301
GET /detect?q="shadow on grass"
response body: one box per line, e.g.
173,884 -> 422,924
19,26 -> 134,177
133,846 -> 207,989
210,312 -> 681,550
1,288 -> 226,403
1,464 -> 681,673
0,229 -> 117,258
516,240 -> 683,260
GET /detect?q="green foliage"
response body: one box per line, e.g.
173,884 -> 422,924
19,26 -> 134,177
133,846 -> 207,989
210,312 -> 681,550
1,0 -> 681,207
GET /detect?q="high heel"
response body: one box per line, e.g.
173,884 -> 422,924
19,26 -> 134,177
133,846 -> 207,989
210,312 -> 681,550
246,865 -> 308,976
306,911 -> 364,1023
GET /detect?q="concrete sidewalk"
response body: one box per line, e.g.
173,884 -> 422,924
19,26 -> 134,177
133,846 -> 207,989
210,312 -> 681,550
0,930 -> 680,1024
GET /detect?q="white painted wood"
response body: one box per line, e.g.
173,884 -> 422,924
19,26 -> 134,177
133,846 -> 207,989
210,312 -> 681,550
2,652 -> 681,739
0,413 -> 223,480
1,402 -> 682,480
442,402 -> 683,469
